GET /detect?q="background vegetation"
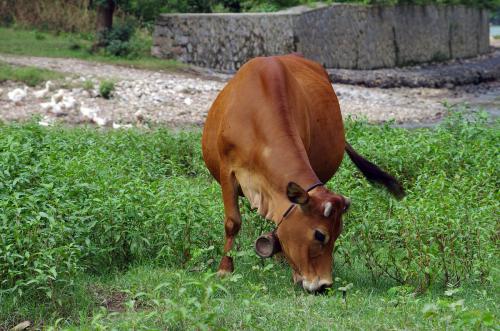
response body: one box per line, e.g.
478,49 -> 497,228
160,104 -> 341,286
1,0 -> 498,34
0,110 -> 498,328
0,27 -> 183,71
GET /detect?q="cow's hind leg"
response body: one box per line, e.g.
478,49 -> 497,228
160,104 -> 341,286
217,168 -> 242,276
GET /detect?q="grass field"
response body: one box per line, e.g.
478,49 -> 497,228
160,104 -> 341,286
0,61 -> 64,86
0,27 -> 183,71
0,111 -> 498,329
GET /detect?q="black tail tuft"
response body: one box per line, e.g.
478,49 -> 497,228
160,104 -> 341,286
345,143 -> 405,200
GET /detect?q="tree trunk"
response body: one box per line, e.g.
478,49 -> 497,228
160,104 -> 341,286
93,0 -> 116,50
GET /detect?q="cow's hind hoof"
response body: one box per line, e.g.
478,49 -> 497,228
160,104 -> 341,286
217,256 -> 234,277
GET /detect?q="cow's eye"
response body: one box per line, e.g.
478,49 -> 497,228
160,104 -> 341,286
314,230 -> 326,243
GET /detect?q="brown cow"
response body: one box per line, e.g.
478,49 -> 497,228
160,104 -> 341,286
202,54 -> 404,293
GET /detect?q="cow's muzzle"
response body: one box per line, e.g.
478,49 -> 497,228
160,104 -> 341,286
254,232 -> 281,258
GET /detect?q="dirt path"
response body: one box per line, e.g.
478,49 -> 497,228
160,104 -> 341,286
0,54 -> 498,127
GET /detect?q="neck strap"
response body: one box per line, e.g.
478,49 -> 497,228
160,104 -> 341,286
275,181 -> 323,230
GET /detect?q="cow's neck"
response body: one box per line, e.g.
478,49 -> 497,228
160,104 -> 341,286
238,161 -> 320,224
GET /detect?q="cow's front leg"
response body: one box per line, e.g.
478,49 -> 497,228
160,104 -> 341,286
217,169 -> 242,276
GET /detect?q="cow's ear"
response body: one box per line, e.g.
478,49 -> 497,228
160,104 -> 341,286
287,182 -> 309,205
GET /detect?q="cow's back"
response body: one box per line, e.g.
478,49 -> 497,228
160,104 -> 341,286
202,54 -> 345,193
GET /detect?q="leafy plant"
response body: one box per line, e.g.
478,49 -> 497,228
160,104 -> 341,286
99,79 -> 115,98
0,110 -> 497,311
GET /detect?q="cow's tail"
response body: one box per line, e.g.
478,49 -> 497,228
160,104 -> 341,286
345,142 -> 405,199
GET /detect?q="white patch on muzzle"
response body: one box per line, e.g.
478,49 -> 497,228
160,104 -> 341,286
302,278 -> 332,292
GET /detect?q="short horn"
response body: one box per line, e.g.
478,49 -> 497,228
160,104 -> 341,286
343,196 -> 351,212
254,232 -> 281,258
324,202 -> 333,217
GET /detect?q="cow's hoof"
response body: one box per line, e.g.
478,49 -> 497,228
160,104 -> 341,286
217,256 -> 234,277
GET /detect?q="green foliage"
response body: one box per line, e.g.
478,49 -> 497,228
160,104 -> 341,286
422,296 -> 497,329
336,109 -> 499,291
0,124 -> 214,301
0,113 -> 498,328
0,62 -> 63,86
115,0 -> 499,18
34,30 -> 46,40
96,21 -> 145,58
0,27 -> 184,71
88,271 -> 230,329
98,80 -> 115,98
0,111 -> 498,307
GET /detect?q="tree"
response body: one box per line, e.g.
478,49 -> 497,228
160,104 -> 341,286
93,0 -> 116,49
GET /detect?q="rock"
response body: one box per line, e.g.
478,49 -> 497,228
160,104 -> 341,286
40,102 -> 53,111
10,320 -> 31,331
46,80 -> 55,91
93,116 -> 108,126
152,95 -> 164,103
33,88 -> 48,99
80,106 -> 98,119
51,89 -> 65,103
112,122 -> 133,129
8,87 -> 28,104
49,102 -> 67,116
38,115 -> 54,127
61,95 -> 80,111
134,109 -> 145,123
173,85 -> 185,93
184,97 -> 193,106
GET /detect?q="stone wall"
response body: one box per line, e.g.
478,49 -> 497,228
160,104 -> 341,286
152,4 -> 490,71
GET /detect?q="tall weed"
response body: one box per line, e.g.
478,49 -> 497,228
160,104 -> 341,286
5,0 -> 96,33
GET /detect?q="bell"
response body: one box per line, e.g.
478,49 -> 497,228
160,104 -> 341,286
254,232 -> 281,258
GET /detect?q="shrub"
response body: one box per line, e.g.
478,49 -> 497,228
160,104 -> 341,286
98,80 -> 115,99
335,110 -> 498,291
96,21 -> 143,58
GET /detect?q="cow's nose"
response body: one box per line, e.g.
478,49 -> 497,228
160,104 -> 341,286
314,283 -> 333,295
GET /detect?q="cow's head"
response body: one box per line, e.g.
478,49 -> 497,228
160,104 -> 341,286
255,182 -> 350,293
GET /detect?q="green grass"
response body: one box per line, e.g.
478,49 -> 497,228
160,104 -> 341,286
0,61 -> 64,86
0,110 -> 498,329
0,27 -> 183,71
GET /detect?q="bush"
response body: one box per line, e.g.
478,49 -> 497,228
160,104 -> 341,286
0,124 -> 214,300
98,80 -> 115,99
336,110 -> 498,291
95,21 -> 144,58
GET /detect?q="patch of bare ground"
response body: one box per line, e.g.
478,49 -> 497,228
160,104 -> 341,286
89,285 -> 129,312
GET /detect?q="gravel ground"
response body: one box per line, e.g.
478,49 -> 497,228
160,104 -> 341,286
0,54 -> 498,128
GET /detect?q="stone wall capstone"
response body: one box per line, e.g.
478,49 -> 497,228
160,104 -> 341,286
152,4 -> 490,71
